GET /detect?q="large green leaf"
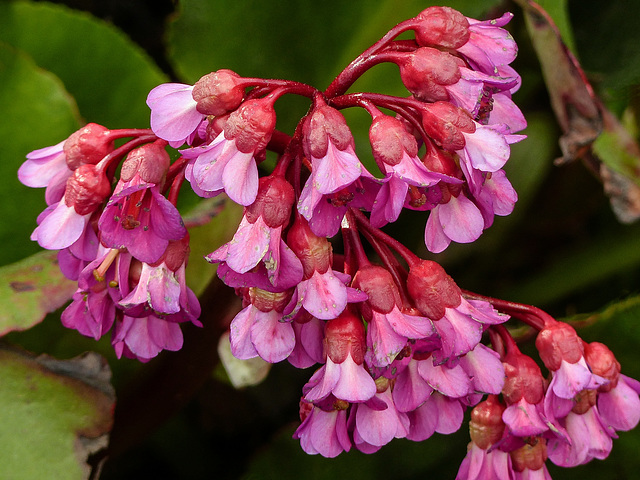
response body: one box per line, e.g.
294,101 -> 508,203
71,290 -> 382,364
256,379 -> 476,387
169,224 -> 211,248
0,42 -> 81,266
0,347 -> 115,480
0,0 -> 166,127
0,250 -> 76,336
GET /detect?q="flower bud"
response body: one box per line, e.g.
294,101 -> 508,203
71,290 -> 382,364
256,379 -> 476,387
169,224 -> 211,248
511,439 -> 547,473
535,322 -> 584,372
287,216 -> 333,278
398,48 -> 462,102
63,123 -> 114,170
304,104 -> 353,158
584,342 -> 621,392
248,287 -> 293,313
245,175 -> 295,228
406,259 -> 461,320
421,102 -> 475,151
469,396 -> 506,449
324,310 -> 366,365
413,6 -> 470,49
352,264 -> 401,315
369,115 -> 418,167
224,98 -> 277,153
64,164 -> 111,215
192,69 -> 245,116
502,350 -> 545,406
155,234 -> 190,271
120,142 -> 171,185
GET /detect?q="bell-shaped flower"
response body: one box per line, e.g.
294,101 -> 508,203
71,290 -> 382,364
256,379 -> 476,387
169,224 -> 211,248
182,96 -> 277,205
112,313 -> 184,362
147,83 -> 205,146
98,142 -> 186,264
293,397 -> 351,458
304,311 -> 377,403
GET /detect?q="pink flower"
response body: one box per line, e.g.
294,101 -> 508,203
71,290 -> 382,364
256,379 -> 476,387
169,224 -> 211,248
425,192 -> 485,253
304,311 -> 377,403
112,313 -> 184,362
293,397 -> 351,457
182,97 -> 277,205
147,83 -> 204,145
228,287 -> 296,363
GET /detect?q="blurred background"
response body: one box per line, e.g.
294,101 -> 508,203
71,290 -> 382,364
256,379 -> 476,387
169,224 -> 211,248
1,0 -> 639,478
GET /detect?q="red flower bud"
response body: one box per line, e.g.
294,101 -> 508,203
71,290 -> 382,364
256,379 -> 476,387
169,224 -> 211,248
511,439 -> 547,473
369,115 -> 418,166
399,48 -> 462,102
502,350 -> 545,406
421,101 -> 475,152
64,164 -> 111,215
324,310 -> 366,365
406,259 -> 461,320
535,322 -> 584,371
245,175 -> 295,228
584,341 -> 621,392
224,98 -> 276,153
352,264 -> 402,315
304,104 -> 353,158
63,123 -> 114,170
413,6 -> 470,49
469,396 -> 506,449
286,216 -> 333,278
192,69 -> 245,116
120,142 -> 170,185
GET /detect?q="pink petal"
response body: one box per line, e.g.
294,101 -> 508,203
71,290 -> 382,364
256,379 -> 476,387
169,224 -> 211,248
417,360 -> 472,398
250,310 -> 295,363
301,270 -> 348,320
438,195 -> 484,244
222,146 -> 259,206
226,216 -> 271,273
34,202 -> 89,250
313,143 -> 362,195
229,306 -> 259,360
147,83 -> 203,143
503,399 -> 548,437
332,354 -> 377,403
425,206 -> 451,253
462,125 -> 510,172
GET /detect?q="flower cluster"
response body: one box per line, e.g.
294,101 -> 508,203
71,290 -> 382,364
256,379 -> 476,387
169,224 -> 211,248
19,4 -> 639,475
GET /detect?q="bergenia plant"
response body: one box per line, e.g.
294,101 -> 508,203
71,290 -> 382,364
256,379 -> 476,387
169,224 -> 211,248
12,2 -> 640,479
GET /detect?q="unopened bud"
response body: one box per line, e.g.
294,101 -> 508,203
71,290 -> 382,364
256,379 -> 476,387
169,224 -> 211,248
64,164 -> 111,215
584,342 -> 620,392
469,397 -> 506,449
535,322 -> 584,371
511,439 -> 547,473
369,115 -> 418,167
406,259 -> 461,320
224,98 -> 277,153
245,175 -> 295,228
287,216 -> 333,278
413,6 -> 470,49
120,142 -> 170,185
421,102 -> 475,151
324,310 -> 366,365
304,104 -> 353,158
399,48 -> 462,102
63,123 -> 114,170
192,69 -> 245,116
352,265 -> 401,315
502,351 -> 545,406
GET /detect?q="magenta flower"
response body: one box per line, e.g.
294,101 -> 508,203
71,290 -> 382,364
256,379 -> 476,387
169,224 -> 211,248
182,97 -> 277,206
61,247 -> 130,340
147,83 -> 204,145
288,316 -> 325,369
31,163 -> 111,251
112,313 -> 184,362
425,192 -> 485,253
304,311 -> 376,403
392,357 -> 434,413
206,175 -> 303,289
228,287 -> 296,363
119,235 -> 201,324
352,384 -> 410,453
98,143 -> 186,264
19,140 -> 71,206
293,397 -> 351,457
406,392 -> 465,441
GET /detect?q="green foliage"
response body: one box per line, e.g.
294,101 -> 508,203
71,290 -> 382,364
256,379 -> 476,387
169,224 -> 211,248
0,348 -> 114,480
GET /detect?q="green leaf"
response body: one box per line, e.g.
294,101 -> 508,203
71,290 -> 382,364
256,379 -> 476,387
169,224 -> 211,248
0,347 -> 115,480
0,42 -> 81,266
0,250 -> 76,337
0,0 -> 167,127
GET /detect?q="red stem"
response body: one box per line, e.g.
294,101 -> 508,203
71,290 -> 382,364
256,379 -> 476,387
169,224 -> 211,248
461,290 -> 555,331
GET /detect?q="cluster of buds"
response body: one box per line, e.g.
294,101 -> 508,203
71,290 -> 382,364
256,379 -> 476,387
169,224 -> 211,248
19,4 -> 639,474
